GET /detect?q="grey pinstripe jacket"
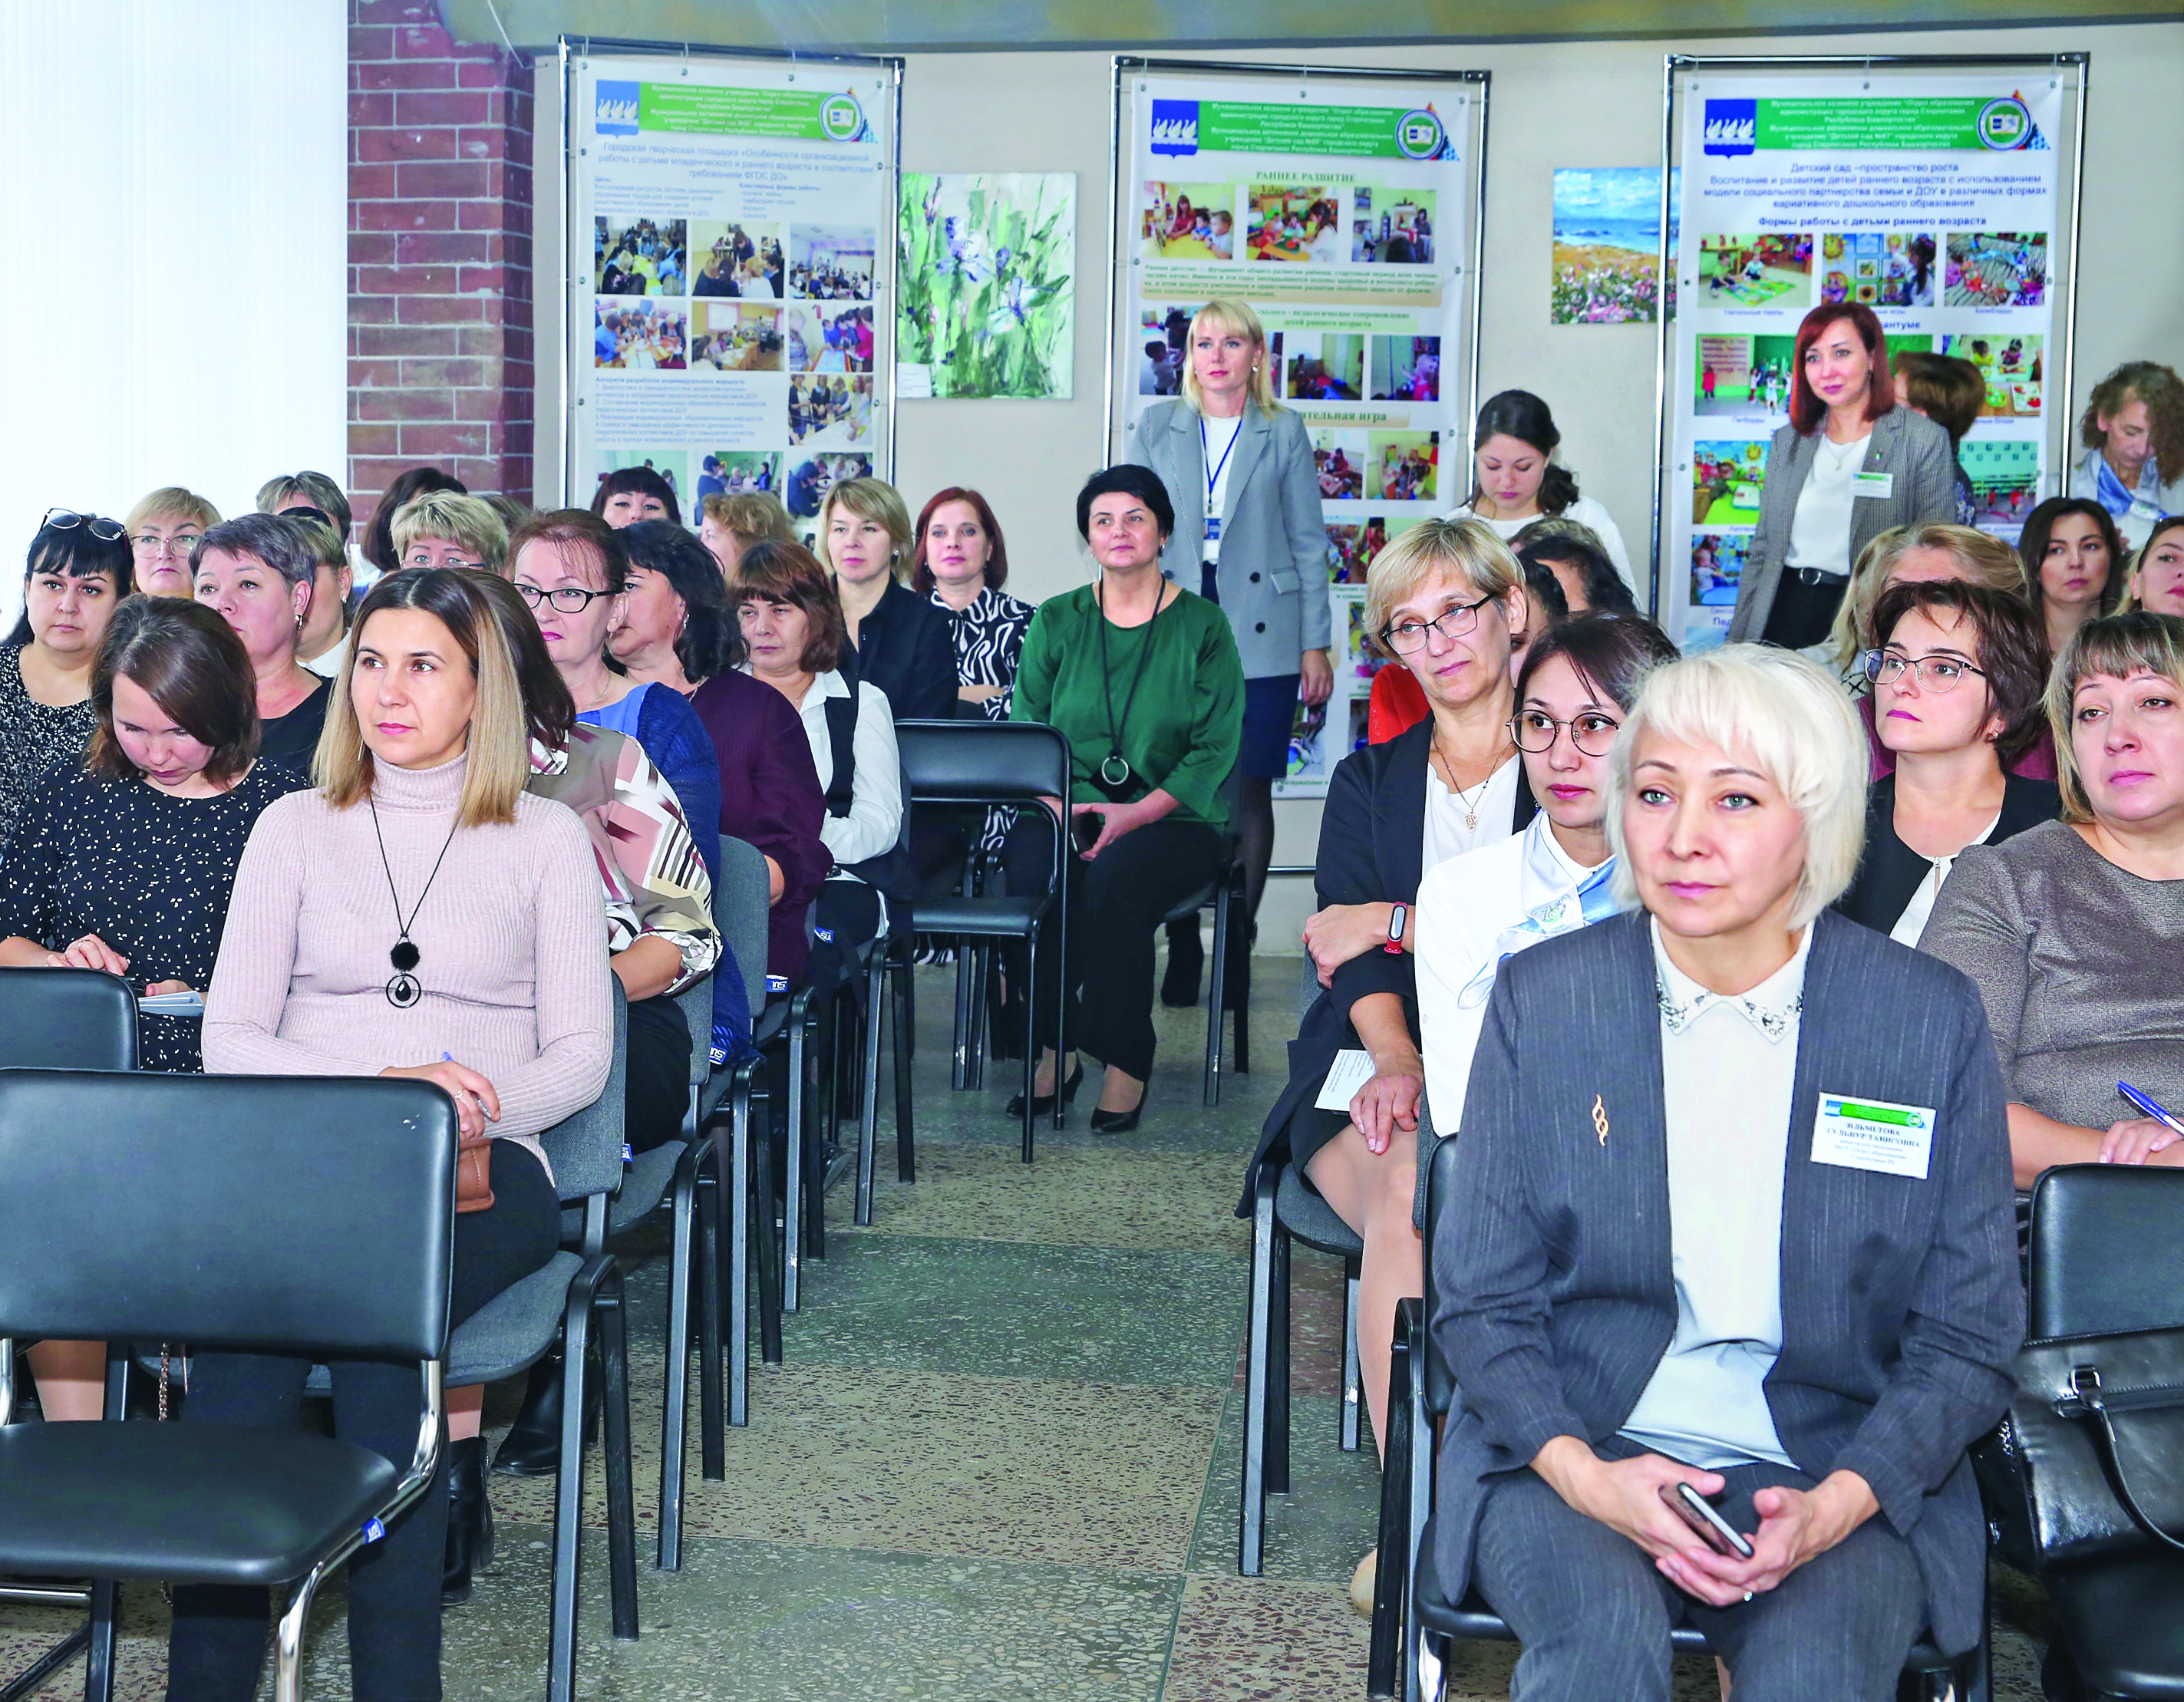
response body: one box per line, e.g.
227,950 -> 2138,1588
1428,908 -> 2022,1654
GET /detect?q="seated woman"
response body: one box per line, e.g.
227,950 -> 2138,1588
191,513 -> 333,774
1835,581 -> 2059,942
285,506 -> 359,678
506,510 -> 721,878
612,519 -> 734,698
2017,496 -> 2124,658
391,489 -> 510,576
1007,466 -> 1242,1130
1515,523 -> 1638,618
592,463 -> 679,528
1925,611 -> 2184,1186
0,596 -> 307,1425
734,537 -> 906,995
359,464 -> 464,582
179,567 -> 612,1699
124,485 -> 219,599
818,476 -> 958,722
0,511 -> 132,845
2125,514 -> 2184,617
1432,643 -> 2021,1700
699,490 -> 793,579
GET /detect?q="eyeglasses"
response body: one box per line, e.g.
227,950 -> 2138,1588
1862,649 -> 1988,694
42,510 -> 126,543
1381,593 -> 1495,655
406,550 -> 480,571
133,533 -> 203,557
514,581 -> 614,613
1512,708 -> 1622,757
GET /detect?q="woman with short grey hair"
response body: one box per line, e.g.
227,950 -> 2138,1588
192,512 -> 332,774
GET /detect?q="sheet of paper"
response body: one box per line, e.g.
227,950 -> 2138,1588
1315,1047 -> 1377,1112
138,991 -> 206,1016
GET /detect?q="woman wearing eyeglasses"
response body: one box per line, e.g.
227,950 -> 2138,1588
504,510 -> 721,880
1834,581 -> 2059,942
124,487 -> 219,599
391,490 -> 510,576
0,511 -> 134,846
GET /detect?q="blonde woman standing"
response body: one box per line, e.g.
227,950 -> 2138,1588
814,475 -> 957,722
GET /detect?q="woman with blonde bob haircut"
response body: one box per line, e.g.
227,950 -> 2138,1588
813,474 -> 956,721
391,490 -> 510,576
1424,640 -> 2021,1700
124,486 -> 221,598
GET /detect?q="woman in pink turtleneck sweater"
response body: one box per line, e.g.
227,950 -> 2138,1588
178,569 -> 612,1701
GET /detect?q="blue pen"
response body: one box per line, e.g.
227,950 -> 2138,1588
2117,1080 -> 2184,1140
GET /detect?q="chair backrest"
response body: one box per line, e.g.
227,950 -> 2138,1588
0,1071 -> 454,1359
1420,1132 -> 1463,1417
895,719 -> 1071,807
671,833 -> 723,1092
536,972 -> 628,1202
0,967 -> 138,1071
2028,1166 -> 2184,1338
715,836 -> 771,1015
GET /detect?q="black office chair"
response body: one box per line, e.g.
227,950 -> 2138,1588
894,720 -> 1074,1163
1377,1133 -> 1988,1702
0,1071 -> 457,1702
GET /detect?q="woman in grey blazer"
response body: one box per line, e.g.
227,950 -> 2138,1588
1727,303 -> 1955,651
1127,299 -> 1331,999
1428,644 -> 2021,1700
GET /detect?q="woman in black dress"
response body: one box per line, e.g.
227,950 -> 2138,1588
0,595 -> 305,1421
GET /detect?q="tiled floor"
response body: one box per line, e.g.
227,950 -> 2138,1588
1,955 -> 2057,1699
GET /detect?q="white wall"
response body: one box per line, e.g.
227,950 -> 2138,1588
0,1 -> 348,623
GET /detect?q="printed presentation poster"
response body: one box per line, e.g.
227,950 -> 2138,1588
565,48 -> 899,529
1113,65 -> 1483,797
1661,67 -> 2075,651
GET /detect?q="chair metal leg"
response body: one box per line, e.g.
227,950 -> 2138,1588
784,1004 -> 807,1311
803,997 -> 827,1264
659,1144 -> 698,1567
724,1068 -> 752,1426
751,1074 -> 784,1367
1206,899 -> 1228,1107
1051,866 -> 1070,1133
1341,1256 -> 1363,1453
549,1287 -> 595,1702
272,1572 -> 322,1702
951,931 -> 975,1090
1230,872 -> 1252,1075
855,948 -> 884,1225
1401,1301 -> 1432,1702
1240,1165 -> 1278,1576
0,1621 -> 89,1702
1019,920 -> 1040,1163
695,1137 -> 726,1461
83,1581 -> 117,1702
599,1268 -> 639,1641
892,947 -> 916,1183
1367,1305 -> 1414,1699
968,940 -> 992,1090
1269,1224 -> 1293,1496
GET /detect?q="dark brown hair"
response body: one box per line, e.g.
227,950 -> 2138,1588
1789,303 -> 1897,436
1892,351 -> 1985,446
464,569 -> 578,752
1869,578 -> 2051,763
732,537 -> 846,674
911,487 -> 1011,592
591,465 -> 681,527
86,595 -> 260,785
506,507 -> 628,594
1513,612 -> 1680,714
2018,498 -> 2127,624
2081,361 -> 2184,480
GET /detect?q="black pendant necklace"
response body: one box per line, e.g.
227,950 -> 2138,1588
368,797 -> 460,1009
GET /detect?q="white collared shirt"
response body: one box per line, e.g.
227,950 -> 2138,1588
1618,919 -> 1811,1471
752,666 -> 902,869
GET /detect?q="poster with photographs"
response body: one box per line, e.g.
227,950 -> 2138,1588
564,48 -> 897,528
1658,65 -> 2074,651
1113,64 -> 1483,796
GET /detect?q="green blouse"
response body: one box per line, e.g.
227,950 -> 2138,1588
1011,582 -> 1245,830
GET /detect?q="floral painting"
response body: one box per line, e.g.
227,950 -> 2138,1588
898,172 -> 1075,400
1552,167 -> 1679,325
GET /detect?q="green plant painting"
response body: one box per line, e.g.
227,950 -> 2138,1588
898,172 -> 1075,400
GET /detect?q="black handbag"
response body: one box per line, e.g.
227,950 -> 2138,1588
2007,1323 -> 2184,1569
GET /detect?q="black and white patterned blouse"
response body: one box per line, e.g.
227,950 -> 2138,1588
0,760 -> 310,1071
932,585 -> 1036,721
0,643 -> 96,849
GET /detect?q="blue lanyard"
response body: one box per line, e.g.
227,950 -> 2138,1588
1200,414 -> 1241,513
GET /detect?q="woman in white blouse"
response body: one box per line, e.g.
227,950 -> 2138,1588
1444,390 -> 1635,590
1415,613 -> 1679,1133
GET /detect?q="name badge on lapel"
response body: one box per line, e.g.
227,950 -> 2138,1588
1852,471 -> 1895,500
1203,515 -> 1222,542
1811,1093 -> 1933,1180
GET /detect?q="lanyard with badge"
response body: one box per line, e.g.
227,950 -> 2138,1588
1091,577 -> 1171,801
1200,414 -> 1239,549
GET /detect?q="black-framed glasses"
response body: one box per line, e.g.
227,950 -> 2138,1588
1862,648 -> 1988,694
41,509 -> 125,543
1512,708 -> 1622,757
1381,593 -> 1494,654
514,582 -> 614,613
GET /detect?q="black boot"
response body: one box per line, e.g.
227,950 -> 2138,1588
442,1436 -> 493,1606
490,1350 -> 569,1478
1160,919 -> 1203,1008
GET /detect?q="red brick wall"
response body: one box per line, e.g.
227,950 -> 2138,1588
348,0 -> 534,541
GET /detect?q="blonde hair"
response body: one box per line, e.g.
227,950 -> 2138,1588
1605,644 -> 1869,930
1179,299 -> 1282,419
2046,610 -> 2184,824
124,487 -> 220,534
703,490 -> 793,543
389,491 -> 510,575
814,477 -> 913,583
315,569 -> 530,829
1824,523 -> 2027,673
1363,516 -> 1524,645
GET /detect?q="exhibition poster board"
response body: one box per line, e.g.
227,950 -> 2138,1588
1110,61 -> 1487,797
1658,58 -> 2084,651
562,42 -> 901,528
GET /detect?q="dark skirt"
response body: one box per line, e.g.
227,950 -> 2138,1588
1239,985 -> 1415,1216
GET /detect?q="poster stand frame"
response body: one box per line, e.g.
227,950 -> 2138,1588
1649,51 -> 2090,627
556,35 -> 906,510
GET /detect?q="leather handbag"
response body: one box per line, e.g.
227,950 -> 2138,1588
2008,1324 -> 2184,1569
456,1132 -> 495,1214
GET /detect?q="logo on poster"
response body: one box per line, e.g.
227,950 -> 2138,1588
1150,100 -> 1199,157
1976,96 -> 2033,150
1702,98 -> 1757,157
819,93 -> 864,142
595,80 -> 639,136
1394,107 -> 1447,160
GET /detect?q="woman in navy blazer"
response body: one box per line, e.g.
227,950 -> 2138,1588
1429,645 -> 2021,1699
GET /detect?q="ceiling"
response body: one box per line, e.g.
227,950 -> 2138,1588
446,0 -> 2180,53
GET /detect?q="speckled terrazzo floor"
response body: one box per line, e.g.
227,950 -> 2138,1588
0,952 -> 2060,1700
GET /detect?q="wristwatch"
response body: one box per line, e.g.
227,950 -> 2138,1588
1384,903 -> 1408,955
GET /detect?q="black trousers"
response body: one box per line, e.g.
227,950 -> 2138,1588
1759,568 -> 1849,651
1002,813 -> 1225,1081
166,1142 -> 561,1702
625,991 -> 692,1154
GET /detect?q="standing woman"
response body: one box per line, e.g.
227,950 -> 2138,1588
816,476 -> 958,722
2068,361 -> 2184,549
1728,303 -> 1956,649
611,519 -> 737,696
1127,298 -> 1333,1000
1446,390 -> 1635,588
176,567 -> 611,1702
0,512 -> 132,845
2018,496 -> 2124,656
192,513 -> 334,774
912,486 -> 1035,719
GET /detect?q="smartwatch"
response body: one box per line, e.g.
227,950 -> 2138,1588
1384,903 -> 1408,955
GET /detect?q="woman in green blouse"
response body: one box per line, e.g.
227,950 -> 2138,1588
1008,465 -> 1244,1130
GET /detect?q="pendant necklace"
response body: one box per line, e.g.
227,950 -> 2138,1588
1433,737 -> 1509,832
368,797 -> 460,1009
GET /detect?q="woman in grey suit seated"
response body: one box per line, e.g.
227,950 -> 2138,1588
1127,297 -> 1331,1001
1431,644 -> 2022,1700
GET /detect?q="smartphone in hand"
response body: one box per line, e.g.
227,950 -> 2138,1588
1661,1482 -> 1755,1559
1070,810 -> 1102,855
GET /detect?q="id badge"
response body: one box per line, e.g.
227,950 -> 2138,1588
1811,1093 -> 1934,1179
1203,514 -> 1222,542
1852,471 -> 1895,500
